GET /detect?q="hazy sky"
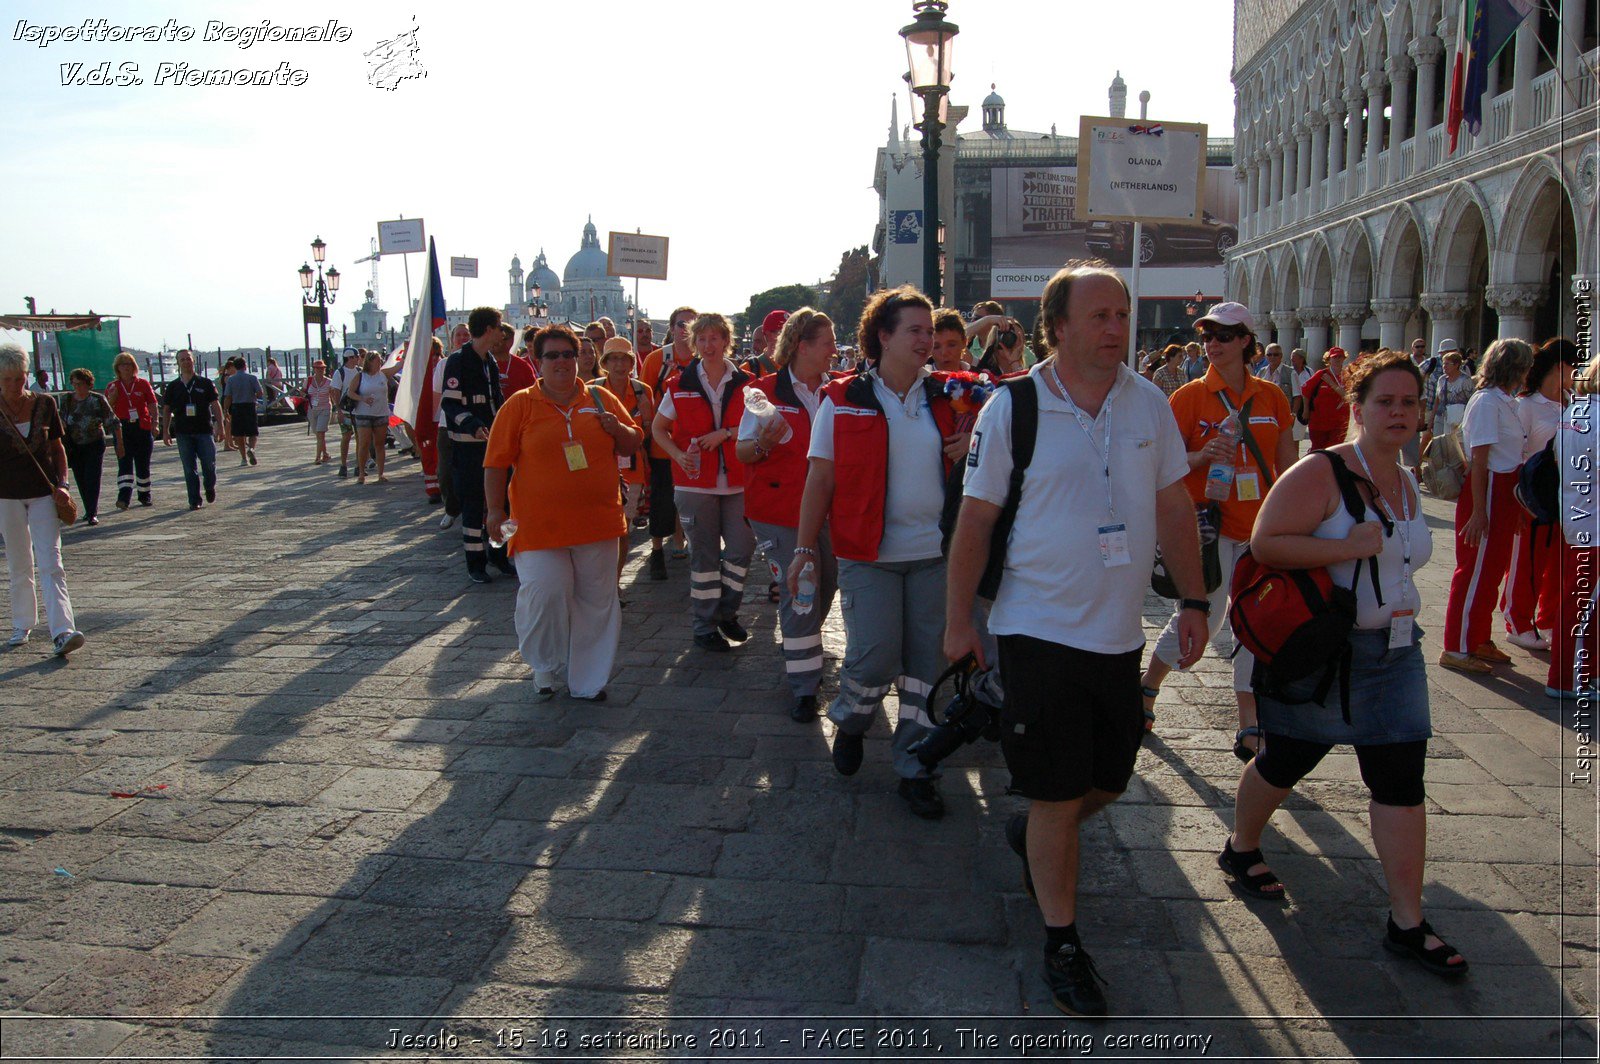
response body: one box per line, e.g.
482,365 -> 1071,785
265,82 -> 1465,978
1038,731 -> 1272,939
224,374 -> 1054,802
0,0 -> 1238,352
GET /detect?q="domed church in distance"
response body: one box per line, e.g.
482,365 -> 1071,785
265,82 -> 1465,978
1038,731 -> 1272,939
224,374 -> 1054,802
506,217 -> 628,326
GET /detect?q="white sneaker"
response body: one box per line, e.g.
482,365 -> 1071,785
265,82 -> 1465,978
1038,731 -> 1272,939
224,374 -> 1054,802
52,630 -> 85,657
1506,630 -> 1550,652
7,628 -> 28,647
438,513 -> 458,531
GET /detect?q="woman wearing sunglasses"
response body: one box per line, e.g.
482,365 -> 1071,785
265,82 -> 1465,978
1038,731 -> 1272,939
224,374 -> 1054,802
1139,304 -> 1295,758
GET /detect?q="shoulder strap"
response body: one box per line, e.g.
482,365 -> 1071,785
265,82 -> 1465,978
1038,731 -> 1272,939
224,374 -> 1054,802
1319,450 -> 1387,605
1009,376 -> 1038,474
1220,391 -> 1275,489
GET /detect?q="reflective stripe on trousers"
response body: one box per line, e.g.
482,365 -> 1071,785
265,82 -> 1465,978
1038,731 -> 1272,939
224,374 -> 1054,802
750,519 -> 838,697
674,489 -> 755,637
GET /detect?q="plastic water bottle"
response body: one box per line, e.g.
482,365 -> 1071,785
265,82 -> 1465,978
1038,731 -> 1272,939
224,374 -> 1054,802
793,561 -> 817,615
1205,414 -> 1243,501
489,518 -> 518,550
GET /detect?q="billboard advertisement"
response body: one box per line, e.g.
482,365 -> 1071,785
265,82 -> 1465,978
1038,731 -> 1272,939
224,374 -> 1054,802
989,163 -> 1238,295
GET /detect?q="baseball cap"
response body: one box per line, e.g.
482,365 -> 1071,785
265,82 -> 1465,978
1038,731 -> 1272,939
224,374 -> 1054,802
601,337 -> 634,361
762,309 -> 790,335
1195,302 -> 1255,332
1435,338 -> 1460,354
1326,346 -> 1347,359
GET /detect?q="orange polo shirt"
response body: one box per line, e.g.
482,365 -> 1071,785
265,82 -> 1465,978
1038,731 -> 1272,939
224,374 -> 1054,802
595,376 -> 654,486
485,383 -> 637,553
1168,365 -> 1292,542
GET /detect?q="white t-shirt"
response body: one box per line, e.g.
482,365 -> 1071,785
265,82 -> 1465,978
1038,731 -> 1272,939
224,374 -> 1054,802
1461,386 -> 1525,473
1558,395 -> 1597,547
1516,391 -> 1562,460
964,362 -> 1189,654
809,370 -> 945,563
431,359 -> 447,427
657,360 -> 739,495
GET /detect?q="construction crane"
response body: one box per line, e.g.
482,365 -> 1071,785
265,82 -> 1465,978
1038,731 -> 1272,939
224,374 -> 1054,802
352,237 -> 381,307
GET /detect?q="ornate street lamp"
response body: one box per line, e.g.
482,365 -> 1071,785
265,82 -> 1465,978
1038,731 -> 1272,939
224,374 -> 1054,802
901,0 -> 958,305
299,236 -> 340,363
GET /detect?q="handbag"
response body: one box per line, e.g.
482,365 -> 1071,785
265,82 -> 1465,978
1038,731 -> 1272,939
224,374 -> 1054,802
3,400 -> 77,526
1421,430 -> 1465,499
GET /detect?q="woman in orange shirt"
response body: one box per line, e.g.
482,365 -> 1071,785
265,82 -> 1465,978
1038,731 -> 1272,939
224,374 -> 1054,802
596,337 -> 656,583
1140,304 -> 1295,758
486,325 -> 643,701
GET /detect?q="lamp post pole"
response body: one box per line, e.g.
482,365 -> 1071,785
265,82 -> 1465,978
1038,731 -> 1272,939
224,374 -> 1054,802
298,236 -> 341,364
900,0 -> 958,307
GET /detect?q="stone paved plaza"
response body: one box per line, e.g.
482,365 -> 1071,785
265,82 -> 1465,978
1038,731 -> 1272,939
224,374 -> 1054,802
0,424 -> 1595,1061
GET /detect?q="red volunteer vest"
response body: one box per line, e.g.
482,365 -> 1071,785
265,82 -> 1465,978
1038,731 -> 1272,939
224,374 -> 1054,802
667,359 -> 751,491
825,369 -> 961,563
741,368 -> 818,528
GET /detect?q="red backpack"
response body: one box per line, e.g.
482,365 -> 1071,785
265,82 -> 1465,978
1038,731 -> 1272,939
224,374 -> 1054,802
1228,451 -> 1391,718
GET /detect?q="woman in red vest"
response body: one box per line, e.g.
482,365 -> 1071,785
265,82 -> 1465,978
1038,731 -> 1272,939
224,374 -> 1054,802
787,286 -> 968,821
650,312 -> 755,652
737,308 -> 839,722
1301,347 -> 1350,450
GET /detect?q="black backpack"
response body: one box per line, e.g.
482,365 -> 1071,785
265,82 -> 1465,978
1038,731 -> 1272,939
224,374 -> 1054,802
1515,437 -> 1558,527
939,377 -> 1038,600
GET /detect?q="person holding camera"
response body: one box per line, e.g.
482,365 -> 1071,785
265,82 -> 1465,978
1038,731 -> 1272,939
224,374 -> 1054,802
971,315 -> 1028,376
945,264 -> 1203,1017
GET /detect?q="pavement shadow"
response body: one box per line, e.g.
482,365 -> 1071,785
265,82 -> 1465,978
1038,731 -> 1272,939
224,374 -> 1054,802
1121,728 -> 1589,1058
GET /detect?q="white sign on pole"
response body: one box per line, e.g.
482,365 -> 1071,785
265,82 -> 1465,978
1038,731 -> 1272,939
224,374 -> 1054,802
606,232 -> 670,281
989,268 -> 1059,300
449,257 -> 478,278
1075,118 -> 1206,225
377,218 -> 426,254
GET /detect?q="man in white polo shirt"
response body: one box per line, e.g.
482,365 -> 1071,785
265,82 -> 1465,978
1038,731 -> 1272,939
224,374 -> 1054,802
944,263 -> 1207,1018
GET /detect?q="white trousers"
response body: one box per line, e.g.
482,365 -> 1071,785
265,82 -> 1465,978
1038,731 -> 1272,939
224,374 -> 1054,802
2,495 -> 75,638
513,540 -> 621,698
1152,533 -> 1254,692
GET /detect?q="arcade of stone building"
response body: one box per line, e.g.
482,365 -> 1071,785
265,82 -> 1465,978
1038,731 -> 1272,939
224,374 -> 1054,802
1227,0 -> 1597,359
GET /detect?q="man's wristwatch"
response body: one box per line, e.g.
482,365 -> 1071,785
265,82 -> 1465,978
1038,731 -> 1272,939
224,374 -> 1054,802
1180,598 -> 1211,615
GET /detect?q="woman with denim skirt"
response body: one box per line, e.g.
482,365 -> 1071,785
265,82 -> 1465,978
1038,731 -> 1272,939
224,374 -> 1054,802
1217,350 -> 1468,979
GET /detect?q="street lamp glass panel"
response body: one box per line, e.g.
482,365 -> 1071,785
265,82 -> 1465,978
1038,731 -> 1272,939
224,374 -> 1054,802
298,264 -> 314,290
310,237 -> 326,263
531,284 -> 542,299
900,4 -> 957,92
326,267 -> 341,292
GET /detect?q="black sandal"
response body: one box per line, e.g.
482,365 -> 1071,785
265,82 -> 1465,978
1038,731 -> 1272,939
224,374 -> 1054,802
1217,837 -> 1287,900
1233,726 -> 1264,763
1141,686 -> 1159,732
1384,915 -> 1469,977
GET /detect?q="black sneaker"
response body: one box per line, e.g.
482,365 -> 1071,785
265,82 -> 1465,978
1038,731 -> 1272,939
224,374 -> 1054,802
648,548 -> 667,581
467,568 -> 492,584
717,618 -> 750,643
832,731 -> 864,776
693,631 -> 731,653
338,465 -> 348,478
204,486 -> 215,503
790,694 -> 818,722
1044,940 -> 1108,1018
898,777 -> 945,820
1006,813 -> 1036,899
492,558 -> 517,577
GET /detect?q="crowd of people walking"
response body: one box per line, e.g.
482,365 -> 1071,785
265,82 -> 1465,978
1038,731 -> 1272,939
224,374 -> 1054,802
0,258 -> 1592,1017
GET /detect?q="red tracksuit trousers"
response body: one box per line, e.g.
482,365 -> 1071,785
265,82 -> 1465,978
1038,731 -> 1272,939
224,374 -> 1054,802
1443,470 -> 1521,655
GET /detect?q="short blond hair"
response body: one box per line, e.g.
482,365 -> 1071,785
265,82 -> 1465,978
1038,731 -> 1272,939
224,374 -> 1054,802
113,352 -> 139,376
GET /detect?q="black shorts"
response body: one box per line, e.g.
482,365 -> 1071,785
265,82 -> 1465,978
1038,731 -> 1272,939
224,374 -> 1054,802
996,634 -> 1144,802
229,404 -> 260,438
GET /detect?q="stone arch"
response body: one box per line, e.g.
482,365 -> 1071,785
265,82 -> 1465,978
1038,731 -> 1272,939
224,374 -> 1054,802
1303,232 -> 1336,306
1495,153 -> 1578,285
1376,202 -> 1428,298
1229,257 -> 1253,308
1255,254 -> 1279,318
1430,180 -> 1497,292
1333,219 -> 1376,304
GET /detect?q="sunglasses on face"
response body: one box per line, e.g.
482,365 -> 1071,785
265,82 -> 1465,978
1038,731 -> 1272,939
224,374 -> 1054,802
1199,328 -> 1246,343
541,349 -> 578,361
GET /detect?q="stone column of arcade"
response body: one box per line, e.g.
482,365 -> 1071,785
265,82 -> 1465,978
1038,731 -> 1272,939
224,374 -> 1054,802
1333,302 -> 1369,359
1419,292 -> 1473,354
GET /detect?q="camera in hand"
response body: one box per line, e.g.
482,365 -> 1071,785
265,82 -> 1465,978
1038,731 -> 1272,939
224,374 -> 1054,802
908,656 -> 1006,769
999,328 -> 1018,347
